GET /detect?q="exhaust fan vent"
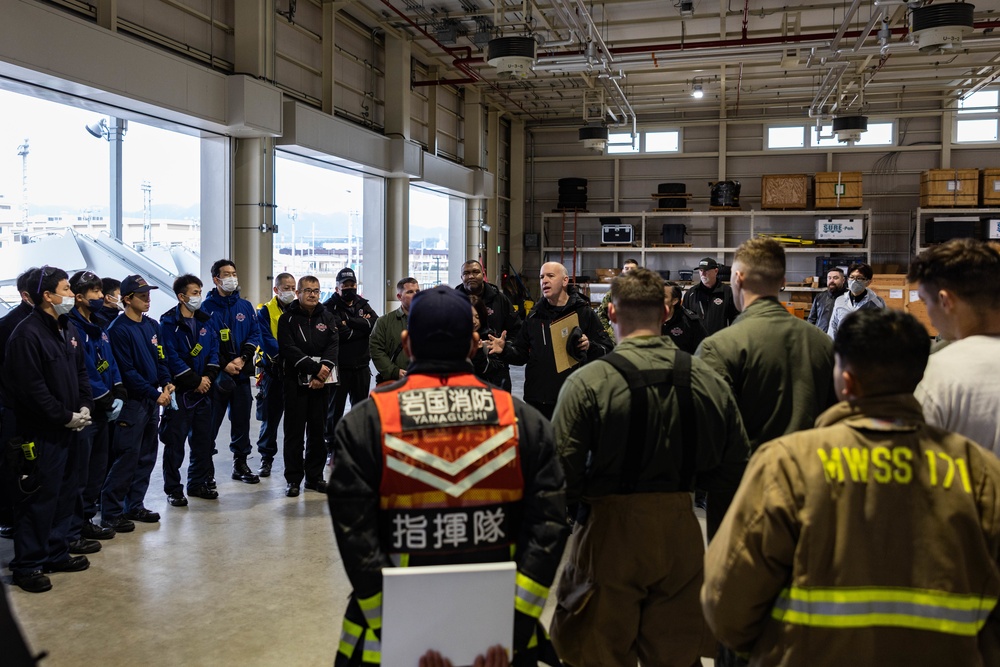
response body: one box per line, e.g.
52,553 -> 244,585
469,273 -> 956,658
912,3 -> 975,53
832,115 -> 868,143
486,36 -> 536,78
579,125 -> 609,151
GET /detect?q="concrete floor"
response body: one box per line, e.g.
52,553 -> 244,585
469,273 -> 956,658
2,366 -> 713,667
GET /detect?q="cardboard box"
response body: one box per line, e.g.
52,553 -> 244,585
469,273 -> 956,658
595,268 -> 619,283
814,171 -> 863,209
762,174 -> 810,210
920,169 -> 979,207
981,168 -> 1000,207
870,274 -> 907,312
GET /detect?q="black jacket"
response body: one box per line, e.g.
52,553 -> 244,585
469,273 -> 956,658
277,300 -> 339,382
328,357 -> 569,661
0,301 -> 34,407
682,280 -> 739,336
3,308 -> 93,436
322,293 -> 377,369
662,306 -> 708,354
455,281 -> 522,340
502,293 -> 613,406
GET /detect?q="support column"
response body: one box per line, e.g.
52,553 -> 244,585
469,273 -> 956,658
486,109 -> 501,282
232,0 -> 276,305
96,0 -> 117,31
509,119 -> 526,274
383,33 -> 412,312
321,4 -> 337,115
464,88 -> 486,266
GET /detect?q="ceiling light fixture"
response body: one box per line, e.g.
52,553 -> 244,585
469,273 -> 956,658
691,84 -> 704,99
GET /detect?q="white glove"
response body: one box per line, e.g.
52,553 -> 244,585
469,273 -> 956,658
65,411 -> 92,431
79,406 -> 91,420
107,398 -> 124,421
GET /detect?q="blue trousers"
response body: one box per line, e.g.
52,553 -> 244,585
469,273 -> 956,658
255,371 -> 284,461
211,375 -> 252,459
71,417 -> 110,540
11,430 -> 78,575
101,398 -> 160,519
159,391 -> 215,494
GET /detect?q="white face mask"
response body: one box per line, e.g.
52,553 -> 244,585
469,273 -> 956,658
51,295 -> 74,317
185,295 -> 202,311
220,277 -> 239,293
277,289 -> 296,304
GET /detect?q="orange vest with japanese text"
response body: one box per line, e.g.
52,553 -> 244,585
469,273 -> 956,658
372,372 -> 524,567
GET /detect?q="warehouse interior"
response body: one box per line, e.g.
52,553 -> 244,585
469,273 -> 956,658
1,0 -> 1000,664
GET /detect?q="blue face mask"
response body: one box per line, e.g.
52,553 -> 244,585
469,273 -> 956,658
88,298 -> 105,311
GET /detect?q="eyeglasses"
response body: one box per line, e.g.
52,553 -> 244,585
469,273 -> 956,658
300,288 -> 321,295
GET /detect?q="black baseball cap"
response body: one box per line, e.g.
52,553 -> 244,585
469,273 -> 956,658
336,268 -> 357,284
696,257 -> 719,271
406,286 -> 473,360
121,275 -> 158,296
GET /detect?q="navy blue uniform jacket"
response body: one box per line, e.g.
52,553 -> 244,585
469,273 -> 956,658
68,307 -> 124,412
159,305 -> 221,392
106,313 -> 171,401
202,288 -> 261,377
3,308 -> 94,436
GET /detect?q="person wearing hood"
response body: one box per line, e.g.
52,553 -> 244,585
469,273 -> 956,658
277,275 -> 339,497
3,266 -> 94,592
94,277 -> 123,329
66,271 -> 124,549
322,267 -> 378,450
826,262 -> 885,339
455,260 -> 521,390
487,262 -> 612,419
807,267 -> 847,332
158,274 -> 221,507
202,259 -> 263,485
253,272 -> 297,478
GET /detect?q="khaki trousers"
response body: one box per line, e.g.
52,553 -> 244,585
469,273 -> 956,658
551,492 -> 713,667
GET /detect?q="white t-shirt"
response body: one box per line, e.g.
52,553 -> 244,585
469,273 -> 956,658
915,335 -> 1000,456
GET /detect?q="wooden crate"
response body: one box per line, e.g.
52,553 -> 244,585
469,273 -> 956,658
814,171 -> 863,208
981,168 -> 1000,207
870,274 -> 907,312
920,169 -> 979,207
905,283 -> 938,337
761,174 -> 809,210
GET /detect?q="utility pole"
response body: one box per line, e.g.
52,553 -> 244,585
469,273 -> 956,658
16,138 -> 28,229
141,180 -> 152,249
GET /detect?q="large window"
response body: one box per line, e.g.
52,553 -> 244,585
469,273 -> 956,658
274,154 -> 365,297
956,90 -> 999,143
767,120 -> 895,149
0,88 -> 109,247
409,186 -> 450,287
121,122 -> 201,252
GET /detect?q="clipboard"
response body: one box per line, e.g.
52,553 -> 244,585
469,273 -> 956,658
550,311 -> 581,374
382,562 -> 515,666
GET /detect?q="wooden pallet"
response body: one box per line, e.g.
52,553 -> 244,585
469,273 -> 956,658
651,208 -> 693,212
650,243 -> 693,248
709,206 -> 742,211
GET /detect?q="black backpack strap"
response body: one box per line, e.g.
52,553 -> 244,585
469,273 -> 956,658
673,350 -> 698,490
600,349 -> 699,494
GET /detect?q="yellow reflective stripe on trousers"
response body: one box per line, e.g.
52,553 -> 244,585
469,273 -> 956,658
771,586 -> 998,636
358,592 -> 383,631
515,572 -> 550,618
338,618 -> 363,659
362,628 -> 381,665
